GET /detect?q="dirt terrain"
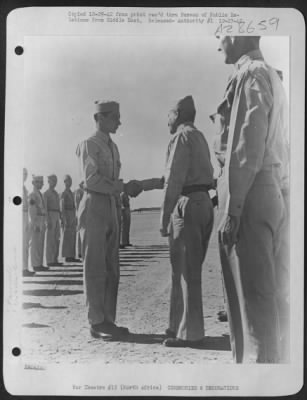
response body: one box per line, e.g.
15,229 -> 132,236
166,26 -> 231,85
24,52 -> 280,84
21,211 -> 233,364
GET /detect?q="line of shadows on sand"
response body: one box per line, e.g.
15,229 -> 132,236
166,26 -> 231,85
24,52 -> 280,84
22,322 -> 51,328
23,289 -> 83,296
23,302 -> 67,310
23,280 -> 83,286
102,333 -> 231,351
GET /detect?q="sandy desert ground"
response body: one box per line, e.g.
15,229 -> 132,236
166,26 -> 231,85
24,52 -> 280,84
21,210 -> 233,364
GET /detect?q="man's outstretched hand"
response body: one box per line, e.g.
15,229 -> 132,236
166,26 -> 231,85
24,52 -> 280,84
124,180 -> 143,197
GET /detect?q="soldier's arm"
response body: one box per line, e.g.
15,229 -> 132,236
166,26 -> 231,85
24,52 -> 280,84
226,68 -> 273,216
160,133 -> 189,231
76,141 -> 123,195
140,177 -> 164,191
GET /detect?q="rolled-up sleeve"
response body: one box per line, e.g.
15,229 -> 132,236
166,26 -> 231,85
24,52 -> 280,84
227,69 -> 273,216
76,140 -> 123,195
160,133 -> 189,230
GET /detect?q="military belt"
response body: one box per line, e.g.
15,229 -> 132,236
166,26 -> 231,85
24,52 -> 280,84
48,209 -> 60,212
181,184 -> 211,196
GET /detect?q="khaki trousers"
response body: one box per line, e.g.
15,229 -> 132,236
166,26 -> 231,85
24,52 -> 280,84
120,208 -> 131,246
217,171 -> 286,363
46,211 -> 61,264
168,192 -> 214,341
61,210 -> 76,258
76,231 -> 82,258
23,211 -> 29,271
79,192 -> 120,326
29,217 -> 46,268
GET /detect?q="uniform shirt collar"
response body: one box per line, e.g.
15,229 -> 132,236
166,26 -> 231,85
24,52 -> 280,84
95,130 -> 111,144
235,49 -> 264,70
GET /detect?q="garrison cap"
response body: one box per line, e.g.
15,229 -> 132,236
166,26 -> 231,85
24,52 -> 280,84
48,174 -> 57,181
174,95 -> 196,114
64,174 -> 72,181
32,175 -> 43,182
94,100 -> 119,115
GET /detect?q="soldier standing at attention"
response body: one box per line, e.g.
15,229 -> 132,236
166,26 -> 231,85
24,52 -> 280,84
74,181 -> 84,259
28,175 -> 49,272
160,96 -> 214,347
60,174 -> 79,263
43,174 -> 63,266
214,36 -> 289,363
23,168 -> 35,276
119,191 -> 132,248
76,100 -> 142,340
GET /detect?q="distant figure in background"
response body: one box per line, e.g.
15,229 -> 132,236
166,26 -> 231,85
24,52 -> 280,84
74,181 -> 84,259
29,175 -> 49,272
23,168 -> 35,276
44,174 -> 62,266
120,191 -> 132,248
60,174 -> 79,263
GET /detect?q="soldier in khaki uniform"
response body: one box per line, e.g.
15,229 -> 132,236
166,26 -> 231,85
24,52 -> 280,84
76,100 -> 142,340
43,174 -> 62,266
119,191 -> 132,248
23,168 -> 35,276
139,96 -> 214,347
29,175 -> 49,272
74,181 -> 84,259
214,36 -> 289,363
60,175 -> 79,263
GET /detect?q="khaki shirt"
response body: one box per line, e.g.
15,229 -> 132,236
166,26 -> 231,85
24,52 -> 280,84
215,50 -> 289,216
160,122 -> 214,230
74,188 -> 84,211
76,132 -> 123,196
43,189 -> 61,212
60,189 -> 75,213
28,188 -> 46,226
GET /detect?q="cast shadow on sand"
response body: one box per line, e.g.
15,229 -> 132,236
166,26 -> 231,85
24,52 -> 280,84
109,333 -> 231,351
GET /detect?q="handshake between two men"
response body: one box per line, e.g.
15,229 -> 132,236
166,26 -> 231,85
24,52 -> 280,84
123,177 -> 165,198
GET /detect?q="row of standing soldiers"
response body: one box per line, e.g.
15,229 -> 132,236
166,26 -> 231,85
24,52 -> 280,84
22,171 -> 83,276
22,170 -> 132,276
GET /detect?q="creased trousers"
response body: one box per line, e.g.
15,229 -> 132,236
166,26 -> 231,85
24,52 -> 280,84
121,208 -> 131,246
29,217 -> 46,268
61,210 -> 76,258
217,171 -> 286,363
79,192 -> 120,326
168,192 -> 214,341
46,211 -> 61,264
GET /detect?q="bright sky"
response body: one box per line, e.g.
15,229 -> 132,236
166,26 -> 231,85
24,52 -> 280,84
24,36 -> 289,208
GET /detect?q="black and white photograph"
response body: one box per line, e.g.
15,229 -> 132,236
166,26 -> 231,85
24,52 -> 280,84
3,6 -> 305,396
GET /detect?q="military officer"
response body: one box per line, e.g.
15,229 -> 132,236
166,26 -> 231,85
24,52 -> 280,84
60,175 -> 79,263
23,168 -> 35,276
214,36 -> 289,363
74,181 -> 84,259
43,174 -> 62,266
119,191 -> 132,248
28,175 -> 49,272
159,96 -> 214,347
76,100 -> 142,340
